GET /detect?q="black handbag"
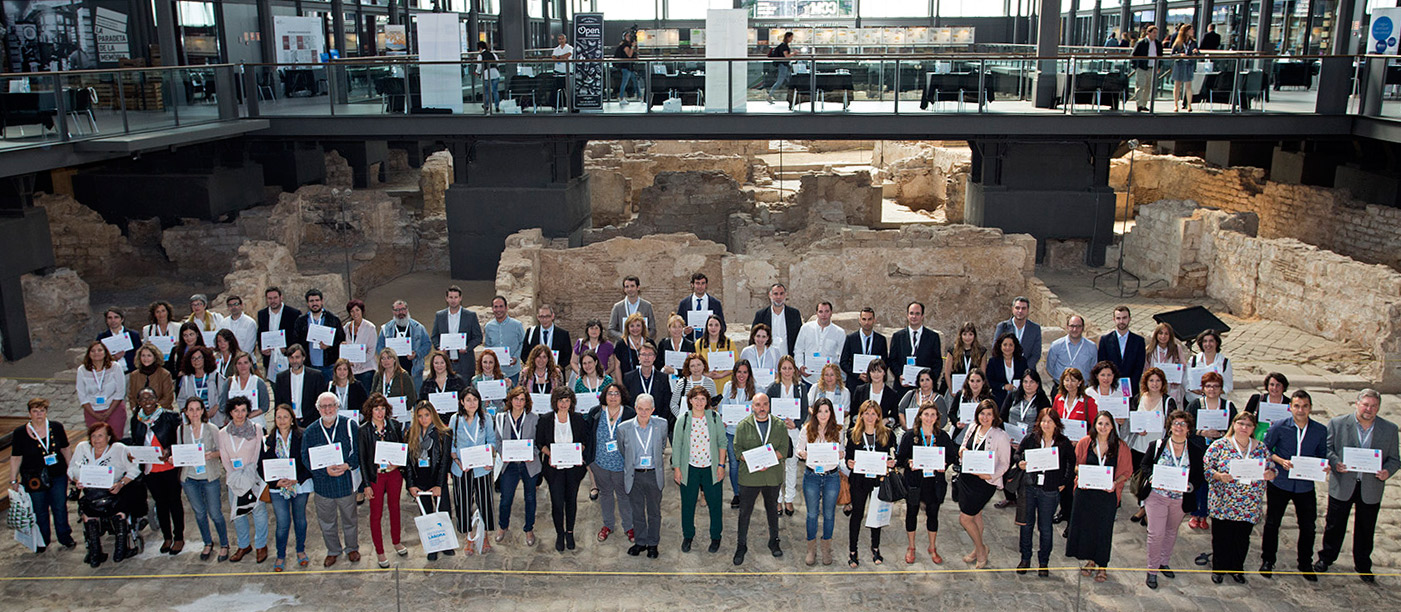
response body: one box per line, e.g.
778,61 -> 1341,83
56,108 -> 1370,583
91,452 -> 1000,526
22,467 -> 51,493
1002,464 -> 1026,492
949,466 -> 962,503
877,470 -> 909,503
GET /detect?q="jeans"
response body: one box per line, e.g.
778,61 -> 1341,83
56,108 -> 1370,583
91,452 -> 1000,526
679,465 -> 722,540
231,498 -> 269,549
618,69 -> 640,99
802,470 -> 839,540
770,64 -> 792,98
1019,486 -> 1058,564
725,433 -> 741,496
1192,482 -> 1209,518
182,477 -> 228,547
270,491 -> 309,559
1260,484 -> 1317,567
28,474 -> 73,546
484,78 -> 501,109
354,371 -> 376,392
497,463 -> 537,532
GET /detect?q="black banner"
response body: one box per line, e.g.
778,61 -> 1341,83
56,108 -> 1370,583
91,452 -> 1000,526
573,13 -> 604,110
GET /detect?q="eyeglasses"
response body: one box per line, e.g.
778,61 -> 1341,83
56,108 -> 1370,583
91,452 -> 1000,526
1171,421 -> 1189,428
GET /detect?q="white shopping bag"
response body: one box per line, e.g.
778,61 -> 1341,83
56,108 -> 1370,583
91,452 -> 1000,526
662,98 -> 683,113
8,493 -> 44,552
416,510 -> 459,554
863,490 -> 893,529
467,509 -> 485,551
268,349 -> 290,379
499,100 -> 522,114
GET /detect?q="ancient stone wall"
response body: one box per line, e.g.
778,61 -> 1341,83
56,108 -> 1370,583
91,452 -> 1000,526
584,171 -> 753,248
34,194 -> 164,286
1123,200 -> 1258,295
21,268 -> 91,351
419,151 -> 452,216
216,241 -> 348,316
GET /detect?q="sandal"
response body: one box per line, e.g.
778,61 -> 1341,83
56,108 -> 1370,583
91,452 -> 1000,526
1081,562 -> 1095,577
464,542 -> 476,556
273,558 -> 285,572
1095,569 -> 1108,583
929,547 -> 943,564
848,552 -> 860,568
905,546 -> 917,564
963,551 -> 978,564
481,543 -> 492,555
871,548 -> 884,565
395,544 -> 409,557
297,553 -> 310,567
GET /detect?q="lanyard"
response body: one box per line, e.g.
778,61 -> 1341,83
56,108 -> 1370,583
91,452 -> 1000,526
962,355 -> 972,373
1096,440 -> 1109,466
460,416 -> 482,446
1295,422 -> 1308,456
1016,399 -> 1032,424
506,413 -> 523,440
382,377 -> 393,397
332,382 -> 349,406
185,423 -> 202,446
311,312 -> 324,327
28,420 -> 50,454
634,421 -> 655,456
234,374 -> 253,393
1155,347 -> 1169,364
583,377 -> 601,394
1168,438 -> 1188,467
639,372 -> 654,396
92,368 -> 106,389
229,433 -> 249,459
863,432 -> 876,452
921,429 -> 935,447
1357,421 -> 1374,447
754,418 -> 773,446
604,409 -> 621,440
1228,435 -> 1252,458
1066,338 -> 1085,366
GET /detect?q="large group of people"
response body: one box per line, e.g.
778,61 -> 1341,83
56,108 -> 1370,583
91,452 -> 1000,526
8,277 -> 1397,589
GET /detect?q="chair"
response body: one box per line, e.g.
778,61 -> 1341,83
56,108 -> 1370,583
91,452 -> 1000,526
67,88 -> 98,135
1236,70 -> 1266,111
256,70 -> 276,101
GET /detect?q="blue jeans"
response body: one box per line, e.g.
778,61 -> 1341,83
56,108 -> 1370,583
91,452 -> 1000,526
232,497 -> 269,549
485,78 -> 500,109
28,474 -> 73,546
1194,482 -> 1209,518
619,69 -> 640,98
498,463 -> 537,532
802,470 -> 840,540
1020,486 -> 1059,564
182,478 -> 229,547
270,491 -> 310,559
725,433 -> 741,496
770,64 -> 792,97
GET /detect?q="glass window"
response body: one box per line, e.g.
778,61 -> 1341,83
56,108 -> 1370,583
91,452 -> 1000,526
669,0 -> 732,20
937,0 -> 1005,17
860,0 -> 927,18
596,0 -> 656,19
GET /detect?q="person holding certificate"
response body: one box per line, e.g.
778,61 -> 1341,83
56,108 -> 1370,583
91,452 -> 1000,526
670,354 -> 717,431
1140,410 -> 1206,589
612,313 -> 650,376
732,393 -> 790,565
178,398 -> 227,562
1066,412 -> 1133,583
1010,408 -> 1074,576
996,369 -> 1051,510
900,369 -> 947,433
587,383 -> 635,545
371,348 -> 420,416
176,347 -> 224,418
1051,367 -> 1096,524
327,359 -> 368,421
418,350 -> 466,412
618,394 -> 670,559
810,363 -> 852,427
143,300 -> 178,358
218,396 -> 269,563
671,386 -> 727,555
1315,389 -> 1399,582
67,422 -> 141,568
765,355 -> 810,517
1244,372 -> 1291,439
950,369 -> 995,446
739,324 -> 781,381
449,388 -> 497,554
1184,329 -> 1233,404
1185,370 -> 1236,530
301,392 -> 361,566
698,315 -> 735,394
493,387 -> 541,547
1259,389 -> 1327,580
721,360 -> 757,506
658,315 -> 696,376
1126,368 -> 1176,525
344,299 -> 378,390
357,393 -> 408,566
942,322 -> 986,398
844,400 -> 897,567
956,400 -> 1011,569
77,341 -> 128,439
794,398 -> 845,565
1086,361 -> 1128,434
260,404 -> 312,571
126,344 -> 175,411
851,358 -> 899,431
984,333 -> 1028,410
216,353 -> 269,428
167,322 -> 207,378
1203,411 -> 1274,584
897,403 -> 958,566
125,388 -> 184,555
404,402 -> 453,561
571,350 -> 613,413
571,320 -> 617,382
1145,323 -> 1187,405
522,345 -> 564,395
536,388 -> 592,553
471,350 -> 508,416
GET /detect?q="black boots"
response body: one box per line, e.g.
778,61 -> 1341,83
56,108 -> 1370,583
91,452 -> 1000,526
111,519 -> 132,563
83,520 -> 107,568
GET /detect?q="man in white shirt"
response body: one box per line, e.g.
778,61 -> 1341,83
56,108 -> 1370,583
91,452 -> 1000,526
793,302 -> 845,385
432,285 -> 483,378
258,286 -> 301,369
608,275 -> 655,341
552,33 -> 574,73
220,295 -> 259,358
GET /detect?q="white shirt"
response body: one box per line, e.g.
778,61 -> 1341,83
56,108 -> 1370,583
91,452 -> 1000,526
554,417 -> 572,444
794,320 -> 845,385
221,313 -> 258,358
552,44 -> 575,73
446,307 -> 462,359
290,369 -> 305,413
908,327 -> 924,351
267,306 -> 284,332
769,305 -> 789,356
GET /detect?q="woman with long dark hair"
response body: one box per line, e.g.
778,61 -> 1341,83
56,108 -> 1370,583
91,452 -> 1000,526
1064,411 -> 1134,582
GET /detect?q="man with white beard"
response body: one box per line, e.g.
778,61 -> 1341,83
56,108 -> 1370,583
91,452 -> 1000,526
375,300 -> 432,387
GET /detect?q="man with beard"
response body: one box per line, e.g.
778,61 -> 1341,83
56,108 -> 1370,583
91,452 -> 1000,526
292,289 -> 346,381
376,300 -> 432,387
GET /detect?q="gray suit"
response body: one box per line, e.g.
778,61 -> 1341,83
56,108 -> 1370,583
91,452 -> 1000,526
608,298 -> 656,341
432,307 -> 483,378
1324,414 -> 1399,505
618,415 -> 668,547
993,318 -> 1042,371
618,416 -> 669,492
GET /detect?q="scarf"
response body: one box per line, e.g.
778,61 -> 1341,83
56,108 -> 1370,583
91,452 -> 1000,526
137,407 -> 167,426
138,361 -> 161,376
226,420 -> 259,440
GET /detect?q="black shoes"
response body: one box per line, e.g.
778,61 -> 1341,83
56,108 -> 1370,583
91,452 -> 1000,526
1301,565 -> 1318,582
646,546 -> 659,559
442,548 -> 455,556
769,539 -> 783,558
1231,573 -> 1247,584
1312,561 -> 1329,574
708,539 -> 721,553
1037,563 -> 1049,578
1146,574 -> 1158,589
1260,561 -> 1274,578
1160,565 -> 1175,578
1017,560 -> 1029,575
681,538 -> 693,553
555,535 -> 566,552
733,546 -> 747,565
565,533 -> 576,550
1195,552 -> 1213,566
427,552 -> 439,561
627,544 -> 643,556
1211,573 -> 1224,584
1051,512 -> 1066,524
1361,573 -> 1377,584
730,496 -> 740,509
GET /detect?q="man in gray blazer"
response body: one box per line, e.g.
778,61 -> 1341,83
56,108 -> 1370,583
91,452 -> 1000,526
431,285 -> 483,378
1315,389 -> 1399,581
618,393 -> 668,559
608,276 -> 656,341
992,296 -> 1042,371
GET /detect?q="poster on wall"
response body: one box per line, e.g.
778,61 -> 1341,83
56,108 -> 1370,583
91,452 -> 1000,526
2,0 -> 98,71
384,25 -> 407,55
1370,7 -> 1401,54
573,13 -> 604,110
416,13 -> 462,113
274,16 -> 325,63
94,7 -> 129,63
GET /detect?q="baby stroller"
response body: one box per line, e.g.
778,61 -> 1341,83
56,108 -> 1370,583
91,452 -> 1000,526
78,487 -> 145,568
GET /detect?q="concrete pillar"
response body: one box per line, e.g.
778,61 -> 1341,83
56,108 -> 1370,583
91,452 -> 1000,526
1091,0 -> 1103,44
332,0 -> 347,56
1034,0 -> 1060,108
1066,0 -> 1080,44
1255,0 -> 1272,53
1154,0 -> 1167,36
1201,0 -> 1215,37
257,0 -> 276,64
501,0 -> 526,60
154,0 -> 178,65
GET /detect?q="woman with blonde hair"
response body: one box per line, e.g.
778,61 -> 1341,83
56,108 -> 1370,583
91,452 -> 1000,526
471,349 -> 508,416
943,322 -> 986,395
370,348 -> 418,412
404,401 -> 453,561
612,313 -> 650,375
844,399 -> 897,567
1145,322 -> 1186,404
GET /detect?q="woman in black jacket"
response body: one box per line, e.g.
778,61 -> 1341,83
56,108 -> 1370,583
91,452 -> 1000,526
1140,409 -> 1208,589
845,400 -> 897,567
404,400 -> 453,561
126,387 -> 184,553
1010,408 -> 1075,576
851,359 -> 900,428
260,403 -> 314,571
357,393 -> 409,566
896,402 -> 958,565
985,333 -> 1029,410
536,387 -> 595,552
418,350 -> 468,406
327,359 -> 369,419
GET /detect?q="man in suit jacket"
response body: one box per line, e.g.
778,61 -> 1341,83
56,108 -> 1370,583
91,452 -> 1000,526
623,343 -> 670,415
617,394 -> 669,557
1096,305 -> 1146,395
1316,390 -> 1400,580
992,296 -> 1042,372
887,301 -> 942,395
523,305 -> 572,362
1199,23 -> 1221,50
431,285 -> 483,379
257,287 -> 301,369
275,344 -> 328,426
292,289 -> 346,381
839,308 -> 888,394
608,276 -> 656,341
751,283 -> 802,357
677,272 -> 724,342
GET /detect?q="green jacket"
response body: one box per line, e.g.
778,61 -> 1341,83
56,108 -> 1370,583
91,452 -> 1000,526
671,408 -> 727,485
733,413 -> 792,488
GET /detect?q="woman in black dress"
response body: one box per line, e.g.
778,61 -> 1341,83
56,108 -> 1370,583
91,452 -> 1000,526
1064,411 -> 1134,582
956,399 -> 1012,569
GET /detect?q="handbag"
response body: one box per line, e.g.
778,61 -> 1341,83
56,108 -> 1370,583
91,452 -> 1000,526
1132,439 -> 1172,502
863,491 -> 893,528
416,508 -> 460,554
950,467 -> 962,503
836,473 -> 851,505
23,467 -> 52,493
877,470 -> 908,503
1002,464 -> 1025,492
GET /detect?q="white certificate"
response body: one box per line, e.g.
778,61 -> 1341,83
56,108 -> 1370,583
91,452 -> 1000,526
957,402 -> 978,425
260,330 -> 287,350
550,442 -> 583,468
904,407 -> 919,429
686,309 -> 712,332
1004,422 -> 1027,443
951,373 -> 967,393
476,379 -> 509,401
127,445 -> 162,464
1063,418 -> 1088,440
375,441 -> 409,466
429,391 -> 458,414
1099,394 -> 1130,419
771,398 -> 801,421
338,410 -> 359,423
485,346 -> 513,363
1187,366 -> 1213,389
806,442 -> 840,473
262,458 -> 296,481
148,335 -> 177,356
1258,402 -> 1291,424
78,464 -> 115,489
308,443 -> 345,470
306,323 -> 336,348
721,403 -> 751,427
341,343 -> 367,364
753,368 -> 776,388
664,350 -> 688,371
388,396 -> 410,420
902,365 -> 925,386
1161,362 -> 1184,381
201,331 -> 218,346
171,443 -> 205,467
440,333 -> 467,351
708,351 -> 735,371
530,393 -> 553,415
853,450 -> 887,476
962,449 -> 996,475
501,439 -> 534,463
1196,409 -> 1229,431
1288,455 -> 1329,483
1344,447 -> 1383,474
1229,457 -> 1266,482
1151,464 -> 1190,492
575,392 -> 600,413
852,354 -> 878,375
459,445 -> 493,470
1077,464 -> 1115,491
1130,411 -> 1164,434
101,333 -> 133,354
1024,446 -> 1060,473
912,445 -> 946,473
385,336 -> 413,356
743,444 -> 780,473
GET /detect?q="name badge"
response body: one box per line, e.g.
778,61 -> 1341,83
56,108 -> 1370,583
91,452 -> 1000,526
906,357 -> 916,365
605,440 -> 618,453
418,458 -> 430,468
813,464 -> 825,474
232,458 -> 244,469
95,397 -> 106,406
639,456 -> 653,469
44,454 -> 58,466
195,465 -> 206,475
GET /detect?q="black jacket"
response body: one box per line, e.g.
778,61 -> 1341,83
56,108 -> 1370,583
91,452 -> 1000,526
535,412 -> 594,475
291,310 -> 347,364
896,427 -> 958,488
418,374 -> 468,400
260,427 -> 314,486
887,327 -> 942,393
839,330 -> 889,393
125,410 -> 183,458
1131,37 -> 1162,70
1011,432 -> 1077,491
275,368 -> 328,427
623,367 -> 671,413
851,382 -> 901,425
984,355 -> 1030,409
358,419 -> 407,490
752,305 -> 804,356
1141,437 -> 1208,511
328,379 -> 369,419
402,427 -> 452,491
257,305 -> 302,367
845,429 -> 896,482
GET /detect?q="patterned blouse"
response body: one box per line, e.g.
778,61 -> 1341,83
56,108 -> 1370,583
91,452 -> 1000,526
1204,436 -> 1270,523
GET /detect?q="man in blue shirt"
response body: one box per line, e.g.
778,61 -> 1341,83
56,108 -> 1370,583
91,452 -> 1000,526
1260,390 -> 1327,580
482,295 -> 526,384
302,391 -> 360,566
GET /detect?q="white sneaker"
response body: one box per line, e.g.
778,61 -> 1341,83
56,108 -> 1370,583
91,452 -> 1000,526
621,98 -> 629,107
